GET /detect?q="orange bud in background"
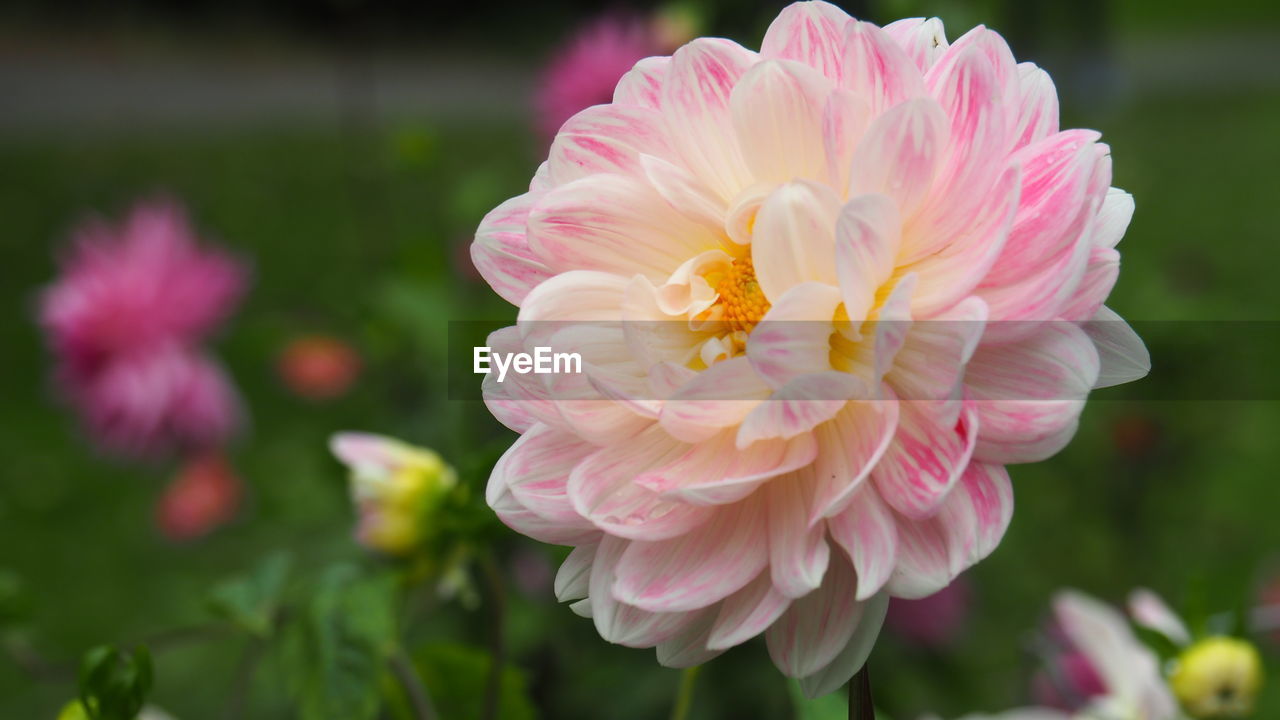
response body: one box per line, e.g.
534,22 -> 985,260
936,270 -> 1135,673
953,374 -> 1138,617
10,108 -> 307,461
156,452 -> 242,541
277,335 -> 360,401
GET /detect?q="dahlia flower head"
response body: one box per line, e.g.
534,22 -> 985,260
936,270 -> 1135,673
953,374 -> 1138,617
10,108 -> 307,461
39,197 -> 247,458
473,1 -> 1148,696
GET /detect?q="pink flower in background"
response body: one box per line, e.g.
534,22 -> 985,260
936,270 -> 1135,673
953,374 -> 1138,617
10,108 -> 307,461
535,11 -> 687,140
885,574 -> 971,648
40,197 -> 247,458
474,1 -> 1148,696
277,335 -> 361,401
156,452 -> 242,541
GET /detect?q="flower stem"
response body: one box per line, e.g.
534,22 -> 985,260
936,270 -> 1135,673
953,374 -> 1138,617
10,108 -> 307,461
480,552 -> 507,720
670,665 -> 702,720
391,647 -> 438,720
849,664 -> 875,720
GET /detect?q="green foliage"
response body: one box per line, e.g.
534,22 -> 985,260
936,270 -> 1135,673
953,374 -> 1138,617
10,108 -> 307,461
207,551 -> 293,638
77,645 -> 153,720
278,565 -> 399,720
0,568 -> 29,626
412,642 -> 537,720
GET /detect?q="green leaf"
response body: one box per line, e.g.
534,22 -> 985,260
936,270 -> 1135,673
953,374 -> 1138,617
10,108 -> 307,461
77,644 -> 153,720
410,642 -> 537,720
208,551 -> 292,637
278,564 -> 399,720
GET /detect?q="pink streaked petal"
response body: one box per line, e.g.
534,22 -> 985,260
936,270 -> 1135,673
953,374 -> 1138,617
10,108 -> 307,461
872,400 -> 978,520
909,44 -> 1009,262
481,326 -> 566,433
1059,245 -> 1120,322
883,17 -> 949,73
659,356 -> 772,443
765,553 -> 868,677
528,174 -> 725,280
488,432 -> 602,547
795,591 -> 888,699
491,423 -> 598,526
1128,588 -> 1192,646
759,0 -> 852,82
985,130 -> 1100,285
849,98 -> 949,217
590,535 -> 701,647
568,424 -> 714,541
640,429 -> 818,506
809,398 -> 899,522
976,195 -> 1097,338
967,322 -> 1100,464
736,371 -> 865,447
1012,62 -> 1060,151
767,468 -> 832,598
640,153 -> 729,231
517,270 -> 628,327
828,483 -> 898,600
840,21 -> 926,115
547,105 -> 677,185
724,182 -> 774,245
931,461 -> 1013,574
821,88 -> 872,196
885,513 -> 952,599
662,38 -> 758,201
471,193 -> 553,306
886,296 -> 987,402
836,193 -> 902,324
1085,306 -> 1150,389
613,497 -> 769,612
747,282 -> 842,388
904,163 -> 1020,318
1094,188 -> 1135,249
870,274 -> 917,381
752,181 -> 842,300
613,56 -> 670,110
708,572 -> 791,651
555,543 -> 597,602
656,611 -> 724,668
732,59 -> 833,185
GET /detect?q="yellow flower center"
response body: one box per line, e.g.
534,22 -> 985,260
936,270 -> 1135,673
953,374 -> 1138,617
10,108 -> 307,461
712,256 -> 771,334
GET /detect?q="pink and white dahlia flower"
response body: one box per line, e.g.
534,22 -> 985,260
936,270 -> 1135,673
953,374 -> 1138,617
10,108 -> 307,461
39,197 -> 247,458
473,1 -> 1148,696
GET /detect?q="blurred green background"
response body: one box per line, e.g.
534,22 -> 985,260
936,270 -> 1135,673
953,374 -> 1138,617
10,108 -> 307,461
2,0 -> 1279,718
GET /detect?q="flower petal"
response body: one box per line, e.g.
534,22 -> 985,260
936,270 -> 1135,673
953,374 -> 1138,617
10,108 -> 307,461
765,553 -> 871,677
836,193 -> 903,324
1011,62 -> 1060,151
796,591 -> 889,699
767,468 -> 832,598
471,193 -> 553,306
828,483 -> 898,600
659,356 -> 773,443
613,497 -> 769,612
1084,306 -> 1150,389
639,429 -> 818,506
736,370 -> 865,447
555,543 -> 597,602
751,180 -> 842,301
614,56 -> 670,110
708,572 -> 791,651
759,0 -> 852,81
872,400 -> 978,520
590,535 -> 701,647
731,59 -> 833,185
809,398 -> 899,522
840,21 -> 926,115
662,38 -> 758,201
883,17 -> 949,72
747,282 -> 842,388
656,611 -> 724,668
848,98 -> 949,218
492,423 -> 598,527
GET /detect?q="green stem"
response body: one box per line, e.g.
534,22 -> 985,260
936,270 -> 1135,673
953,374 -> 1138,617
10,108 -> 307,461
849,664 -> 874,720
480,553 -> 507,720
390,647 -> 438,720
670,665 -> 702,720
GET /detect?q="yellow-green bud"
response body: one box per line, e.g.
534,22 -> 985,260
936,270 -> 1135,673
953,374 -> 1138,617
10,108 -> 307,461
330,433 -> 458,556
1169,636 -> 1264,718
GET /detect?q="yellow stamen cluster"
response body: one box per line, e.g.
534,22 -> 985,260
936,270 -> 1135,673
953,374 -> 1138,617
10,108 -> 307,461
714,257 -> 771,333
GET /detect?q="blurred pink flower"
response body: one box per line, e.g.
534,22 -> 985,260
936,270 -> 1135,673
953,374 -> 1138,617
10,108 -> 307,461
534,13 -> 667,140
277,335 -> 361,401
156,452 -> 242,541
40,197 -> 247,458
886,575 -> 971,648
1027,591 -> 1178,719
474,1 -> 1148,697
